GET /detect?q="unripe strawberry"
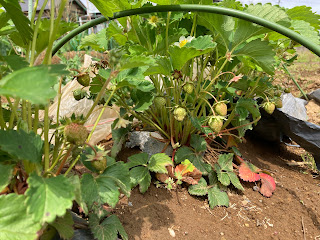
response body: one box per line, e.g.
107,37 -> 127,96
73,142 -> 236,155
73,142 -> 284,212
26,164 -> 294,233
208,116 -> 224,133
284,88 -> 291,93
73,89 -> 87,101
263,102 -> 276,115
274,98 -> 283,108
214,102 -> 228,116
173,107 -> 187,122
183,83 -> 194,94
91,159 -> 107,172
76,73 -> 90,87
64,123 -> 88,145
235,90 -> 243,96
154,96 -> 166,108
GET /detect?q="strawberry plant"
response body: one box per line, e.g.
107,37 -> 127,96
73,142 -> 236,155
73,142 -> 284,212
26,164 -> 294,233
0,0 -> 320,239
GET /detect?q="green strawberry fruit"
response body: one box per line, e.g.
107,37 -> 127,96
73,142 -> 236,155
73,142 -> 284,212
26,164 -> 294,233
154,96 -> 166,108
208,116 -> 224,133
64,123 -> 89,145
76,73 -> 90,87
91,159 -> 107,172
73,89 -> 87,101
214,102 -> 228,116
173,107 -> 187,122
235,90 -> 243,96
274,98 -> 283,108
263,102 -> 276,115
183,83 -> 194,94
284,88 -> 291,93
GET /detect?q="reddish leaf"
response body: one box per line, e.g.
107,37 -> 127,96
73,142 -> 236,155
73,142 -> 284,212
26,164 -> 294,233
226,135 -> 238,149
181,168 -> 202,185
239,162 -> 261,182
259,173 -> 276,197
155,173 -> 169,183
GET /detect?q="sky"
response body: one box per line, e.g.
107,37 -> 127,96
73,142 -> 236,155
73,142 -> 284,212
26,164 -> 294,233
239,0 -> 320,13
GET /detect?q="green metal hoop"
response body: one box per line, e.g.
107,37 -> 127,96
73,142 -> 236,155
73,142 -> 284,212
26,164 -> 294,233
52,5 -> 320,57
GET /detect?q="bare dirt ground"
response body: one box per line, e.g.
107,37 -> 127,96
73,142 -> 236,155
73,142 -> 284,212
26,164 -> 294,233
112,48 -> 320,240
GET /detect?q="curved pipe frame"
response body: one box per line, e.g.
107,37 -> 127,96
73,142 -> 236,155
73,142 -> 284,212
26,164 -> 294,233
52,5 -> 320,57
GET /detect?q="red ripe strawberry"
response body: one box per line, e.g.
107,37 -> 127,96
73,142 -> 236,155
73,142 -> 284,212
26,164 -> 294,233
76,73 -> 90,87
64,123 -> 88,145
208,116 -> 224,133
263,102 -> 276,115
154,96 -> 166,108
183,83 -> 194,94
173,107 -> 187,121
214,102 -> 228,116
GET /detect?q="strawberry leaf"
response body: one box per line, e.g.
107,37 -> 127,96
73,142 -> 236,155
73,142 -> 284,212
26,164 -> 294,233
190,134 -> 207,153
148,153 -> 172,174
259,173 -> 276,197
188,177 -> 208,196
89,214 -> 128,240
228,172 -> 244,191
215,164 -> 230,186
129,166 -> 151,193
217,153 -> 234,172
0,194 -> 41,240
26,173 -> 75,224
50,211 -> 74,240
208,186 -> 229,208
0,163 -> 13,192
239,162 -> 261,182
127,152 -> 149,169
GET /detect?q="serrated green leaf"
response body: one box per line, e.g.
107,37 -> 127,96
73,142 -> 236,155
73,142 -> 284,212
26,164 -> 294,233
231,119 -> 253,138
188,177 -> 208,196
121,55 -> 156,70
0,194 -> 41,240
26,173 -> 75,224
106,21 -> 127,45
127,152 -> 149,168
0,65 -> 68,104
129,166 -> 151,193
291,20 -> 320,45
81,162 -> 131,208
228,171 -> 244,191
235,39 -> 275,74
215,164 -> 230,186
69,175 -> 88,214
148,153 -> 172,173
0,163 -> 13,192
169,45 -> 213,70
217,153 -> 234,172
235,98 -> 260,122
80,29 -> 109,51
111,121 -> 130,158
174,146 -> 194,164
190,154 -> 211,176
0,129 -> 43,164
145,56 -> 173,76
50,211 -> 74,240
131,89 -> 154,112
287,6 -> 320,31
89,214 -> 128,240
1,55 -> 28,71
208,186 -> 229,208
0,0 -> 32,44
185,35 -> 217,50
190,134 -> 207,153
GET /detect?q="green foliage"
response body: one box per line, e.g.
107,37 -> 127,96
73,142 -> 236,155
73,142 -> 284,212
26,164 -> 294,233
81,162 -> 131,208
0,65 -> 68,104
89,214 -> 128,240
0,163 -> 13,192
0,194 -> 41,240
148,153 -> 172,173
0,129 -> 43,164
50,211 -> 74,240
25,173 -> 75,224
80,29 -> 109,51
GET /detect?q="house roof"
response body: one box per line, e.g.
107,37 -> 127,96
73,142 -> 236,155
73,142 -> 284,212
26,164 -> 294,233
20,0 -> 89,12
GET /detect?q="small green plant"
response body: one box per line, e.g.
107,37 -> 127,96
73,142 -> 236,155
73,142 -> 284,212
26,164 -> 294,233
301,152 -> 318,172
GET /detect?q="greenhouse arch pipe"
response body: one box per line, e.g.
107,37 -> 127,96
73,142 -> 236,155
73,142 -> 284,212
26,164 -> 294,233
52,4 -> 320,57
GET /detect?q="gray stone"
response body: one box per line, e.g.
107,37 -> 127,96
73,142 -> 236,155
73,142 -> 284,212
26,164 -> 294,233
126,131 -> 173,157
307,89 -> 320,104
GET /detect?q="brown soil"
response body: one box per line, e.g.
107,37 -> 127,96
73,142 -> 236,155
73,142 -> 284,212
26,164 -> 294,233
115,138 -> 320,240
